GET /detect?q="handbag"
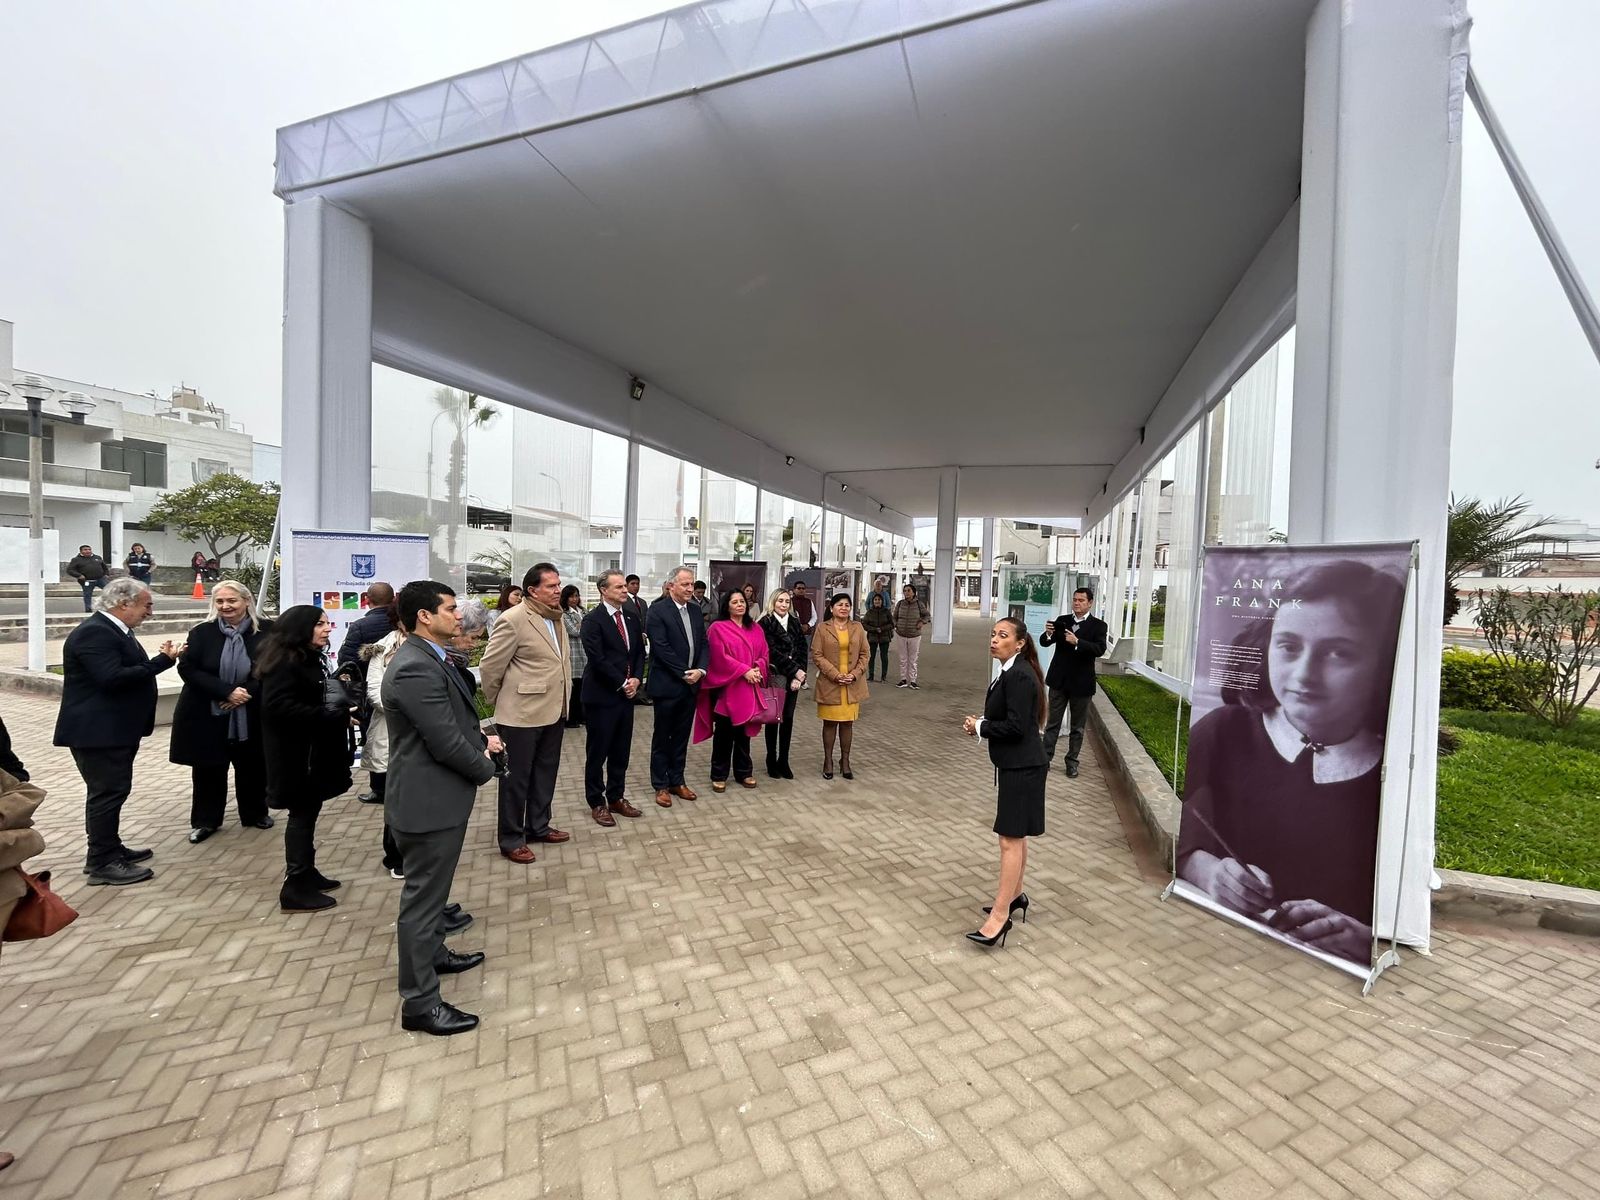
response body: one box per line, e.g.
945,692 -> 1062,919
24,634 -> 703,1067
3,869 -> 79,942
754,680 -> 786,725
323,674 -> 360,716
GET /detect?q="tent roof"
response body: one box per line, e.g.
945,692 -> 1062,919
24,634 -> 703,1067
277,0 -> 1313,519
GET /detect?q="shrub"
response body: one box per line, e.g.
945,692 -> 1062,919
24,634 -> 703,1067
1438,648 -> 1545,712
1478,586 -> 1600,728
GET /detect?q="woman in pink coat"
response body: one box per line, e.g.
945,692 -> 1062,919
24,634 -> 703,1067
693,590 -> 771,793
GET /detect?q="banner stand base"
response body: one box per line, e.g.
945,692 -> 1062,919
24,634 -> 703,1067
1362,948 -> 1402,997
1159,879 -> 1177,902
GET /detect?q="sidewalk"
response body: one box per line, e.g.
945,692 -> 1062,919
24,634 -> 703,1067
0,613 -> 1596,1198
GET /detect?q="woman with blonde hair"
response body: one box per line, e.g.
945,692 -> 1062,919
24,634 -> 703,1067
758,588 -> 807,778
170,580 -> 275,844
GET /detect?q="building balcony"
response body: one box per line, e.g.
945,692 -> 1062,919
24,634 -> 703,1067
0,456 -> 132,497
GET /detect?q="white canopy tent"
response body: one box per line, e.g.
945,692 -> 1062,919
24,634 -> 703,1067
276,0 -> 1472,955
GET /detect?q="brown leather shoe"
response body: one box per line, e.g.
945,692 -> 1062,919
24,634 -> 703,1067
590,806 -> 617,828
501,845 -> 536,864
669,785 -> 698,801
609,799 -> 643,818
711,780 -> 727,793
739,777 -> 758,789
655,789 -> 673,808
531,828 -> 571,844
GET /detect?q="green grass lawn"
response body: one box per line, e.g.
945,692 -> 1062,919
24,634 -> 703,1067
1098,673 -> 1600,893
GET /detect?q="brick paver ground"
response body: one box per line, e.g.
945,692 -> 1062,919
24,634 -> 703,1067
1,613 -> 1596,1199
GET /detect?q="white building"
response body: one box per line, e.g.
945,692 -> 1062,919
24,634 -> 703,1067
0,318 -> 280,577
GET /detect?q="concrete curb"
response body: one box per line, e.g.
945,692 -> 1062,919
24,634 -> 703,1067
1090,681 -> 1600,938
0,667 -> 63,696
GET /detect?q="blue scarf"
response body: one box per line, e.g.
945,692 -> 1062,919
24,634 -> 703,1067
212,617 -> 253,742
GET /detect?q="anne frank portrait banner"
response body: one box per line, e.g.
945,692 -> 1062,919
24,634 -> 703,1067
1171,543 -> 1411,978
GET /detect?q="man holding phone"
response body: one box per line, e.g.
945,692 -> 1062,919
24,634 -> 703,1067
1038,587 -> 1108,777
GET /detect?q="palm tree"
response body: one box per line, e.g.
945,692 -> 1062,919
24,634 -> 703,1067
431,387 -> 498,573
1444,494 -> 1554,625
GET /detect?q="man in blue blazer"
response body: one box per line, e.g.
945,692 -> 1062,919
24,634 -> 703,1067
579,570 -> 646,827
645,565 -> 709,808
53,579 -> 183,886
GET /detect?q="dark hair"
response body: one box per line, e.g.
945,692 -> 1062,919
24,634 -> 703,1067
718,588 -> 756,628
625,574 -> 640,585
828,593 -> 853,614
693,580 -> 707,591
559,584 -> 582,610
1074,587 -> 1094,604
255,604 -> 326,678
398,580 -> 456,632
498,582 -> 523,611
1221,560 -> 1404,731
522,562 -> 558,591
868,591 -> 886,608
994,616 -> 1047,725
129,543 -> 145,554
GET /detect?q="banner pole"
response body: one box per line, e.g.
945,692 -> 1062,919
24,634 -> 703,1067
1161,544 -> 1208,900
1363,541 -> 1422,996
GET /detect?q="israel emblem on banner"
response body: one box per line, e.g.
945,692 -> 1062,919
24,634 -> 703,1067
351,554 -> 377,579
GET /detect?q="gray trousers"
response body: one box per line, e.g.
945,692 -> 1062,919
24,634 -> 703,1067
394,821 -> 468,1016
496,722 -> 564,851
1041,689 -> 1091,766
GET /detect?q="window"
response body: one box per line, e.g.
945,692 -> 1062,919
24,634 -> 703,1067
0,418 -> 54,464
102,438 -> 167,487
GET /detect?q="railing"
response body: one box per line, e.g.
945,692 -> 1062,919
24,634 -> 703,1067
0,457 -> 132,491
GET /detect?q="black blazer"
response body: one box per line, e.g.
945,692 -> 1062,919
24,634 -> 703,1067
644,597 -> 708,698
981,662 -> 1049,770
336,607 -> 394,667
580,604 -> 645,707
52,614 -> 176,749
260,652 -> 353,807
759,612 -> 809,681
1039,613 -> 1108,697
169,617 -> 272,766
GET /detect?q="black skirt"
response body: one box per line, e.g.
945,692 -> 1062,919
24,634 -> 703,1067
993,764 -> 1046,838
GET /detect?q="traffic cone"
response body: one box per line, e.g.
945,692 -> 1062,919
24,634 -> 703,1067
192,572 -> 206,599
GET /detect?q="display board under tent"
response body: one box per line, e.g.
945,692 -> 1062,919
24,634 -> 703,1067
991,565 -> 1082,683
289,528 -> 431,660
1160,541 -> 1423,994
708,559 -> 768,610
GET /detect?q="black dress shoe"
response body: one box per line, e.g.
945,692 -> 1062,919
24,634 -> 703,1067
401,1001 -> 479,1036
87,860 -> 155,887
357,791 -> 382,804
120,846 -> 154,865
443,902 -> 462,916
434,949 -> 485,975
245,816 -> 275,829
1065,762 -> 1080,778
309,870 -> 342,892
438,910 -> 474,937
188,827 -> 217,845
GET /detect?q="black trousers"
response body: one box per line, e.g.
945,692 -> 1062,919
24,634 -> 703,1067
283,797 -> 324,879
497,722 -> 564,850
710,712 -> 752,782
189,741 -> 268,830
393,821 -> 468,1016
584,701 -> 633,806
868,641 -> 891,679
566,680 -> 585,727
1041,688 -> 1092,766
763,686 -> 799,767
649,688 -> 696,789
72,744 -> 138,870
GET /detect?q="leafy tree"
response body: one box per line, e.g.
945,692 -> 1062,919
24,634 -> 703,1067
1477,586 -> 1600,728
1444,495 -> 1554,625
432,387 -> 498,572
145,474 -> 279,564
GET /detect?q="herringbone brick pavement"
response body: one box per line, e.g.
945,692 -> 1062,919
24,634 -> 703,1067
1,613 -> 1596,1199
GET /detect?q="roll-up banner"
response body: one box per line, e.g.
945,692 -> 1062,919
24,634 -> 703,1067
1169,543 -> 1413,981
289,529 -> 431,660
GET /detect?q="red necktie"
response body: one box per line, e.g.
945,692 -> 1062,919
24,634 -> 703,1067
614,609 -> 628,648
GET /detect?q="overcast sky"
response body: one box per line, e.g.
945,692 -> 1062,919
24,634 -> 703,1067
2,0 -> 1596,525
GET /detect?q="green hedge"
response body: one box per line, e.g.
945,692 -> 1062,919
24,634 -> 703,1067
1439,648 -> 1545,712
1097,674 -> 1187,794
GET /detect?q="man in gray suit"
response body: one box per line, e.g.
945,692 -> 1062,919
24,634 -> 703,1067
384,580 -> 498,1036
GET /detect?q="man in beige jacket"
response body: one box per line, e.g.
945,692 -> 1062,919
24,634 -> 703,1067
479,563 -> 572,863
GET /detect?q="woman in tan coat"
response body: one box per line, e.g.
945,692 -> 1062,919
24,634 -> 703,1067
811,593 -> 869,779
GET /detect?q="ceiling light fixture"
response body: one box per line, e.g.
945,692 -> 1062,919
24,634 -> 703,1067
784,455 -> 794,466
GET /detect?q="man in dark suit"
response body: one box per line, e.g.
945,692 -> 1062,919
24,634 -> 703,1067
645,565 -> 709,809
383,580 -> 498,1036
52,579 -> 183,885
622,573 -> 652,705
580,570 -> 646,827
1038,586 -> 1109,777
336,581 -> 395,668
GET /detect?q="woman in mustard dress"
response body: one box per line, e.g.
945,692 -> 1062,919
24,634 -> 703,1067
811,593 -> 869,779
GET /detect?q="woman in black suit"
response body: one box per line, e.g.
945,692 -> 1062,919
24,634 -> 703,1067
961,616 -> 1048,948
758,588 -> 808,779
170,581 -> 274,844
258,605 -> 355,914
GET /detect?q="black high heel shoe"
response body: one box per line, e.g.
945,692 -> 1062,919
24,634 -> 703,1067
840,757 -> 853,780
982,893 -> 1029,923
966,918 -> 1013,948
823,757 -> 834,780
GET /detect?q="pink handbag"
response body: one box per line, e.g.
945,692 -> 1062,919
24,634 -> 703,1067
754,681 -> 786,725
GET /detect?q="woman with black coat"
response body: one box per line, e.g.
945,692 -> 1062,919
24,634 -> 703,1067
961,616 -> 1048,949
258,605 -> 355,913
758,589 -> 808,779
170,581 -> 275,844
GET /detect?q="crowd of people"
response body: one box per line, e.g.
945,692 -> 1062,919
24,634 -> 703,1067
39,563 -> 1100,1034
